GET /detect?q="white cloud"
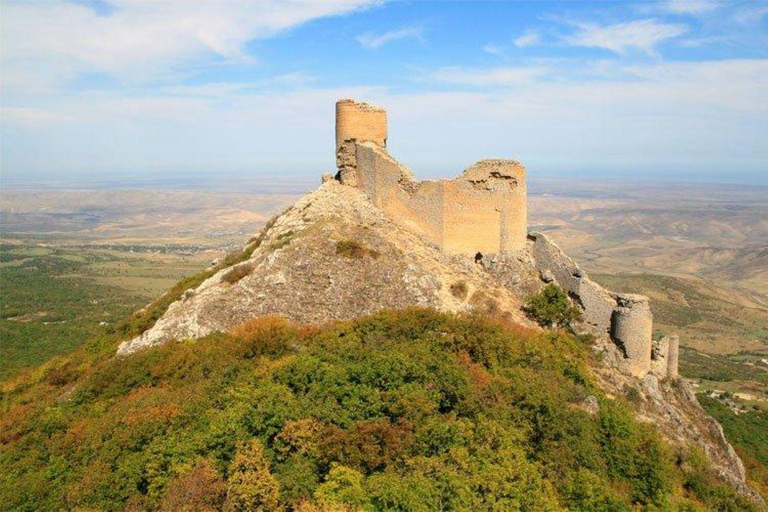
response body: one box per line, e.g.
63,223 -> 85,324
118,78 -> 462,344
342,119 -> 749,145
733,3 -> 768,24
483,44 -> 508,58
356,26 -> 423,49
663,0 -> 720,14
429,66 -> 548,86
565,19 -> 688,55
514,30 -> 541,48
0,0 -> 378,89
2,60 -> 766,180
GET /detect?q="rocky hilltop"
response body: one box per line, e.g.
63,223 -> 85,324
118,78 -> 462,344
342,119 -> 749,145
114,180 -> 758,502
112,99 -> 761,503
117,180 -> 537,356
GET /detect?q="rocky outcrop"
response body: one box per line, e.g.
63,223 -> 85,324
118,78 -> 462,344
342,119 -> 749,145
117,181 -> 534,356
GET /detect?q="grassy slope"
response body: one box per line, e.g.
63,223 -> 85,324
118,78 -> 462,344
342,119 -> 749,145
699,394 -> 768,500
0,309 -> 756,510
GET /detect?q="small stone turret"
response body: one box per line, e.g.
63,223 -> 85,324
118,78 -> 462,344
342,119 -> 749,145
667,335 -> 679,379
611,294 -> 653,377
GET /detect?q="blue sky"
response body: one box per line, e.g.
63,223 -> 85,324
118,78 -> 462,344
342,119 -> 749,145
1,0 -> 767,187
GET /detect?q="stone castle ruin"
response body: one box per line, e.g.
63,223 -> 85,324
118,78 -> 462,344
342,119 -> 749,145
335,99 -> 527,254
333,99 -> 677,380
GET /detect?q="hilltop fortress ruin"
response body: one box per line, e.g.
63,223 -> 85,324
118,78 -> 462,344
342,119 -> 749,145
333,99 -> 678,380
334,99 -> 527,254
113,99 -> 761,500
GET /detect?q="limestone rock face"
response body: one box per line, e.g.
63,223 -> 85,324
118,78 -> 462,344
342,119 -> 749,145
117,181 -> 536,356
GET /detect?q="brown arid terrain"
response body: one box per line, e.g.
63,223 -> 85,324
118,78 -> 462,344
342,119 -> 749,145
527,178 -> 768,416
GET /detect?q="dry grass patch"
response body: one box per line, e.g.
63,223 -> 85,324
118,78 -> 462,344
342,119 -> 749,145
335,240 -> 380,260
221,264 -> 253,285
450,280 -> 468,300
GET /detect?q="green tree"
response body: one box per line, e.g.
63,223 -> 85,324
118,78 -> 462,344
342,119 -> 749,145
225,440 -> 280,511
525,284 -> 583,329
314,465 -> 369,508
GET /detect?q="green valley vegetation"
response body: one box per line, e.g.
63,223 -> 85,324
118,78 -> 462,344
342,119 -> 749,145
0,309 -> 757,510
0,244 -> 147,379
0,219 -> 276,380
699,393 -> 768,500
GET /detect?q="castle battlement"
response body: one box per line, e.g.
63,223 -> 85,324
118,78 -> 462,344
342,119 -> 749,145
335,99 -> 527,254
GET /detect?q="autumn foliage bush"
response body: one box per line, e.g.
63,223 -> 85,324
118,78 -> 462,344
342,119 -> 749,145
0,308 -> 758,510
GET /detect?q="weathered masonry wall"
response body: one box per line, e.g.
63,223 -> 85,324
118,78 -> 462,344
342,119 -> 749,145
529,231 -> 672,378
335,99 -> 528,254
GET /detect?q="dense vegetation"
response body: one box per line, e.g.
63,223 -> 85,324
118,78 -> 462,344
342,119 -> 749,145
699,393 -> 768,500
0,246 -> 146,379
1,309 -> 755,510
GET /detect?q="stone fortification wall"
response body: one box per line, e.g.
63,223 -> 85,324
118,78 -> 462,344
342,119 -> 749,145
351,142 -> 527,254
335,99 -> 527,255
529,231 -> 615,332
651,335 -> 680,380
354,142 -> 444,247
335,99 -> 387,152
443,160 -> 527,253
529,232 -> 668,378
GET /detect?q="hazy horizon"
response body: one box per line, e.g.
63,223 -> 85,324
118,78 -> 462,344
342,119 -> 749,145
2,0 -> 767,186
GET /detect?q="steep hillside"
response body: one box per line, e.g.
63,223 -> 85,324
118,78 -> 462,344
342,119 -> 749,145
0,310 -> 759,510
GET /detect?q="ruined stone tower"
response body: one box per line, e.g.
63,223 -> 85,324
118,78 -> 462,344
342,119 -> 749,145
335,99 -> 388,151
335,99 -> 527,255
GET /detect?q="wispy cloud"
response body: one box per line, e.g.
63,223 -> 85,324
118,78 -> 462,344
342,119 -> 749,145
0,0 -> 378,89
564,19 -> 688,56
733,3 -> 768,24
356,26 -> 423,49
482,43 -> 508,58
514,30 -> 541,48
430,66 -> 548,86
662,0 -> 720,15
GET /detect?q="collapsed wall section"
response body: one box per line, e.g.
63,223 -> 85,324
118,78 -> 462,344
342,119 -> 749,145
355,142 -> 444,247
530,232 -> 662,378
443,160 -> 527,253
351,143 -> 527,255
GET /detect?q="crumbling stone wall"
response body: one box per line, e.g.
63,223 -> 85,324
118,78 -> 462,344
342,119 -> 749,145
651,335 -> 680,380
335,99 -> 527,254
529,231 -> 668,378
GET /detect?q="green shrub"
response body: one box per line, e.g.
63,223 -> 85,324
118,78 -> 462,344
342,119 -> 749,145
524,284 -> 583,329
335,240 -> 380,259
